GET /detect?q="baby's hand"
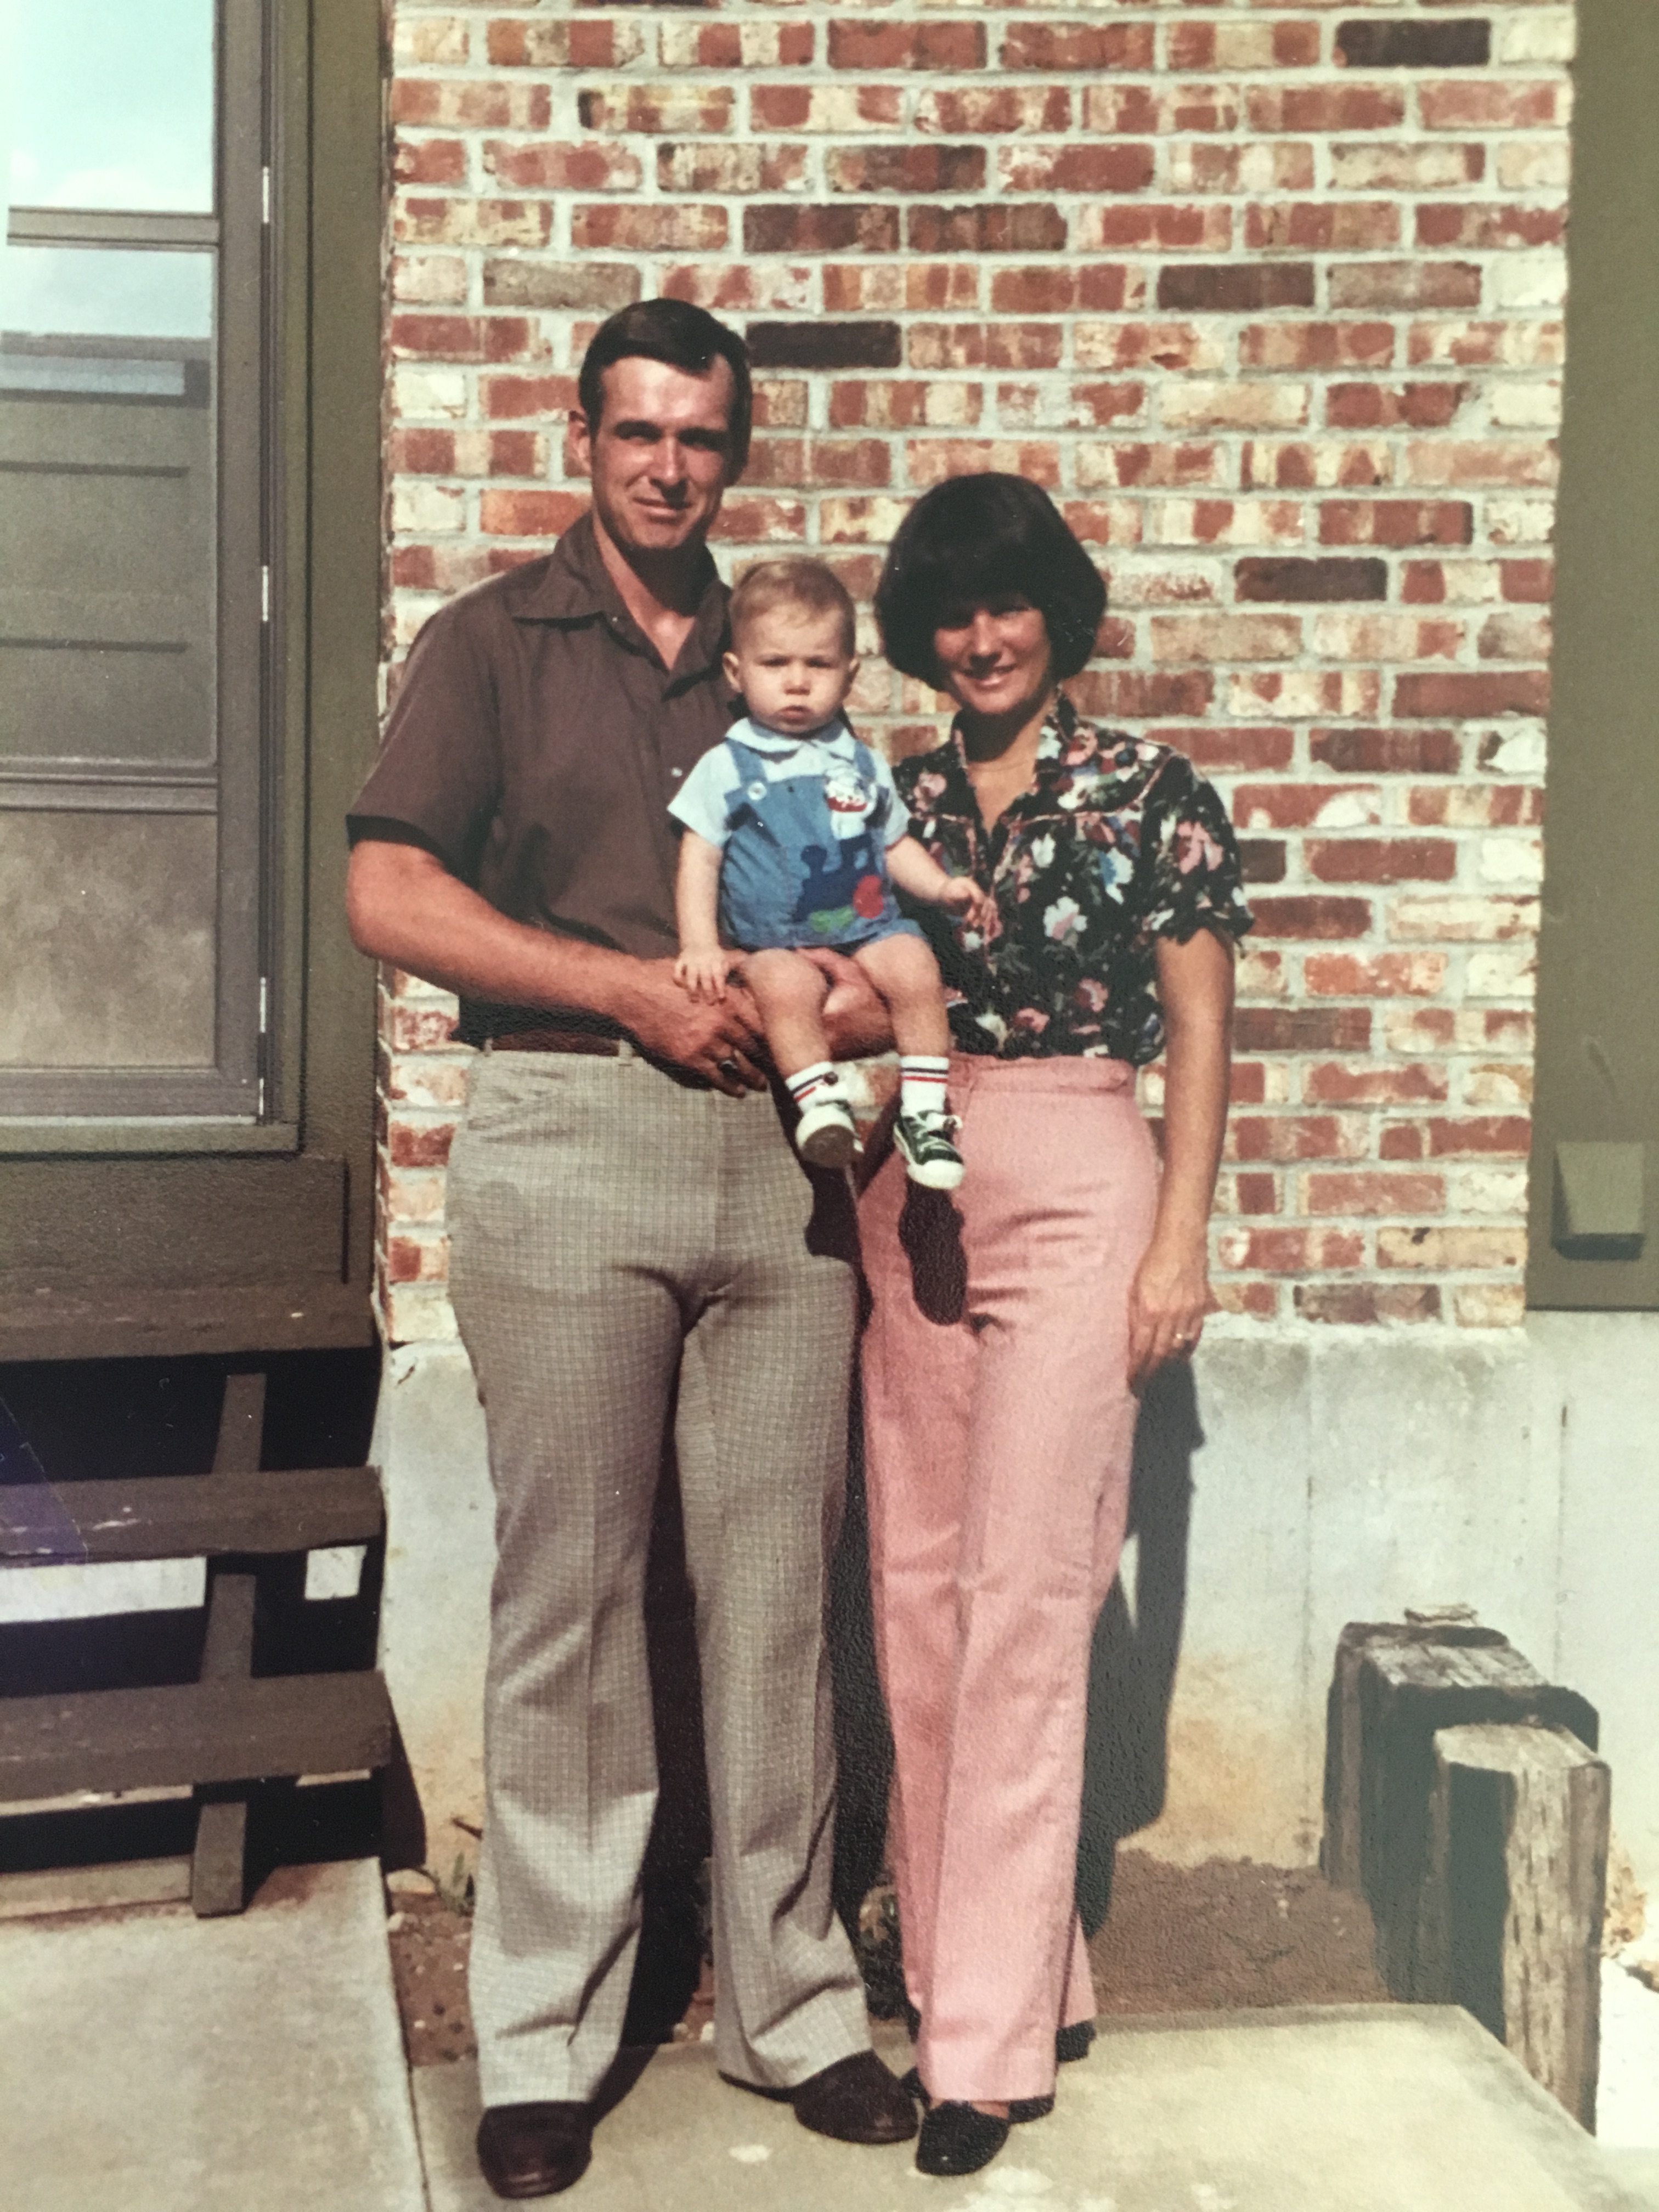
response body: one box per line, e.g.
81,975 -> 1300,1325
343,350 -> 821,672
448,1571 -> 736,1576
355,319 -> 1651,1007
939,877 -> 997,934
674,948 -> 730,1002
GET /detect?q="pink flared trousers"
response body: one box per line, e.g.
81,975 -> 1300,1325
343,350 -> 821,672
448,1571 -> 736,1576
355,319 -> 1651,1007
858,1054 -> 1159,2104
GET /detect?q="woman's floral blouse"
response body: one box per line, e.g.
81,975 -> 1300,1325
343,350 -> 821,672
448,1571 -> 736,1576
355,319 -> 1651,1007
895,692 -> 1254,1065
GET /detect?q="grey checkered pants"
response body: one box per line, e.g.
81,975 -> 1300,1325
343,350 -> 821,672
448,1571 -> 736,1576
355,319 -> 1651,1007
447,1046 -> 870,2106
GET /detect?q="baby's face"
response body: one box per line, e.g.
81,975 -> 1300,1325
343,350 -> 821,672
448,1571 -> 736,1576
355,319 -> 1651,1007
725,605 -> 857,736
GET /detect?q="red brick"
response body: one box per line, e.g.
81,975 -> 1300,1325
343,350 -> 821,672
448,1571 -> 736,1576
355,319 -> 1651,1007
1295,1284 -> 1443,1323
391,427 -> 455,476
708,498 -> 809,544
395,137 -> 467,187
1155,726 -> 1296,773
1502,559 -> 1554,603
658,143 -> 809,195
1217,1283 -> 1286,1319
484,140 -> 641,193
908,205 -> 1069,254
1306,952 -> 1449,997
1307,838 -> 1458,883
1425,1118 -> 1532,1155
1081,204 -> 1232,253
573,205 -> 727,252
1248,85 -> 1408,133
1170,21 -> 1322,69
1377,1227 -> 1528,1270
575,86 -> 734,134
1248,896 -> 1374,939
395,197 -> 551,249
1415,203 -> 1567,251
830,380 -> 983,430
998,143 -> 1159,195
487,20 -> 635,69
1231,1116 -> 1364,1163
1313,726 -> 1462,774
1241,323 -> 1396,371
1380,1122 -> 1427,1161
1418,81 -> 1565,131
481,374 -> 577,421
1329,262 -> 1483,311
1406,441 -> 1558,489
391,313 -> 535,363
909,324 -> 1063,371
803,439 -> 891,489
389,1121 -> 456,1169
1220,1228 -> 1367,1273
1392,672 -> 1550,717
1002,22 -> 1155,70
1306,1173 -> 1446,1216
1305,1063 -> 1449,1105
390,78 -> 550,131
1321,500 -> 1472,547
479,490 -> 586,538
1084,442 -> 1220,487
1246,202 -> 1401,252
828,145 -> 985,195
1066,670 -> 1214,719
746,204 -> 900,255
749,85 -> 905,133
918,87 -> 1072,135
1327,381 -> 1470,430
1236,1008 -> 1373,1052
1159,263 -> 1315,313
828,21 -> 986,70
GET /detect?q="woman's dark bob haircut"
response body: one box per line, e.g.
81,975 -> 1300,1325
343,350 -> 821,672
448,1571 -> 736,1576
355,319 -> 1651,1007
578,298 -> 752,477
874,473 -> 1107,686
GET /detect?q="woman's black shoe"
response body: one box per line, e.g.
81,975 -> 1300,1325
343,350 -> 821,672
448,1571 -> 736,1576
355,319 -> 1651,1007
902,2069 -> 1052,2125
1056,2019 -> 1096,2064
916,2102 -> 1011,2177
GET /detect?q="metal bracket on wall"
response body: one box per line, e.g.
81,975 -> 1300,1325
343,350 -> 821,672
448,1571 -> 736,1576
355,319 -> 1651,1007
1551,1141 -> 1647,1261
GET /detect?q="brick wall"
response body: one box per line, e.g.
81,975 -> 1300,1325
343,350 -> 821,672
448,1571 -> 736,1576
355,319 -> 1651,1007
377,0 -> 1572,1345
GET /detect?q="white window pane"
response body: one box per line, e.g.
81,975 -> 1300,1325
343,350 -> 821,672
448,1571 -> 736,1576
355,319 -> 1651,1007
2,244 -> 214,341
7,0 -> 215,215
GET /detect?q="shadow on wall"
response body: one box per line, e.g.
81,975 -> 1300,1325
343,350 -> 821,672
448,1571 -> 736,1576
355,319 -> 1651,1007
826,1356 -> 1199,1940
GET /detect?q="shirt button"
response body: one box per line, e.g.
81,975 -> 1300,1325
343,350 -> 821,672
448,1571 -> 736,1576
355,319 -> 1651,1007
670,767 -> 682,780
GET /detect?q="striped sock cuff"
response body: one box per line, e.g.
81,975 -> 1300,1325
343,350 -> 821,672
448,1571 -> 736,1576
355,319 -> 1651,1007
899,1056 -> 951,1118
787,1062 -> 841,1111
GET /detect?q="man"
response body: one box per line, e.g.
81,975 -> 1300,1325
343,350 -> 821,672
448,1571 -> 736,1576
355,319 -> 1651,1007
346,300 -> 911,2198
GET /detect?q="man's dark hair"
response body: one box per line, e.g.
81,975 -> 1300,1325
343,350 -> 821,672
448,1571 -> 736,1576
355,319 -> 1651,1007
577,298 -> 752,477
874,473 -> 1107,685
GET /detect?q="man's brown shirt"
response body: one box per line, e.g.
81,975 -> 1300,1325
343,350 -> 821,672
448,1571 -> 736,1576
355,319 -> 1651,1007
348,511 -> 732,1043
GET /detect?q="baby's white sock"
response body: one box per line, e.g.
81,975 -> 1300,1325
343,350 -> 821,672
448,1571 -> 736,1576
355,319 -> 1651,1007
900,1055 -> 950,1120
787,1062 -> 843,1113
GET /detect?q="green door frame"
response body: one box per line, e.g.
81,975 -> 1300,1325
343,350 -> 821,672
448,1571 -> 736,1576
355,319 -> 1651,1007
1528,0 -> 1659,1308
0,0 -> 385,1359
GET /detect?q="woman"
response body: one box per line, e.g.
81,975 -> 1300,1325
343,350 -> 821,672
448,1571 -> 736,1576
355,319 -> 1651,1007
860,474 -> 1251,2177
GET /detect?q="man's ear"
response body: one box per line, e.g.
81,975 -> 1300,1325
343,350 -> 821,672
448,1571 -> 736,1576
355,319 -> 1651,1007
568,407 -> 593,478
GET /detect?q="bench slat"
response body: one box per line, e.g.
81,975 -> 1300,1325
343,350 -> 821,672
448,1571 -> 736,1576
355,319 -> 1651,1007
0,1466 -> 383,1565
0,1671 -> 394,1802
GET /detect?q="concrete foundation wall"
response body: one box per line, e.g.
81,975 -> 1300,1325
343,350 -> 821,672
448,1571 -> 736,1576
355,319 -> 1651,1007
374,1313 -> 1659,1904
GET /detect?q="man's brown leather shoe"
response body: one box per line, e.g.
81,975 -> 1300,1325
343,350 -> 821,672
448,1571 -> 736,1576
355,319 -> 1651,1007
475,2103 -> 592,2199
790,2051 -> 919,2143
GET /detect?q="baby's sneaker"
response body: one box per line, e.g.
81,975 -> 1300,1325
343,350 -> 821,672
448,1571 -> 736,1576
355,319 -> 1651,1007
894,1110 -> 964,1191
795,1093 -> 859,1171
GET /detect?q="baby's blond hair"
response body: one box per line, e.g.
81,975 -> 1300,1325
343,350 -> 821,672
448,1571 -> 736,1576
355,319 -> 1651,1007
729,557 -> 857,658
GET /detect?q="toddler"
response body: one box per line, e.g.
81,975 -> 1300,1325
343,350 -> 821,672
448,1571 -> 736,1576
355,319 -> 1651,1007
670,558 -> 992,1187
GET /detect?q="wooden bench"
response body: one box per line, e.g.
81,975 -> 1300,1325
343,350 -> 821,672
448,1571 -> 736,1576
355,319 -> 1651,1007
0,1372 -> 396,1916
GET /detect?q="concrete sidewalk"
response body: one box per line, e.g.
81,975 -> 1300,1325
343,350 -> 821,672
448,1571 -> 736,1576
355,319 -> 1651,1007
0,1859 -> 425,2212
414,2009 -> 1653,2212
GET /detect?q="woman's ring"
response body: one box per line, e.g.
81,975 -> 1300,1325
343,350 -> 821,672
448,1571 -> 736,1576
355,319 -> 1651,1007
717,1056 -> 741,1079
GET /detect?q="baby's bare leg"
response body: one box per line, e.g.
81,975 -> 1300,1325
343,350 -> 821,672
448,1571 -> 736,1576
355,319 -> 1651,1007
738,949 -> 833,1076
851,933 -> 952,1058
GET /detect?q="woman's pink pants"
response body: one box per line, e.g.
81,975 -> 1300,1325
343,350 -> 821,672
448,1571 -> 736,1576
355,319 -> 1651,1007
858,1054 -> 1158,2105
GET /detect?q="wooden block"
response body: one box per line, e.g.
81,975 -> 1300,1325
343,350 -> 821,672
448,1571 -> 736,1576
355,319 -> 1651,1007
191,1794 -> 252,1919
1321,1620 -> 1509,1894
0,1466 -> 385,1564
192,1372 -> 267,1916
1424,1722 -> 1610,2130
1357,1639 -> 1598,1998
0,1672 -> 396,1803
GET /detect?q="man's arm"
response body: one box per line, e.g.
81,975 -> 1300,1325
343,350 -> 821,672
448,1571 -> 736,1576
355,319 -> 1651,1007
346,838 -> 766,1094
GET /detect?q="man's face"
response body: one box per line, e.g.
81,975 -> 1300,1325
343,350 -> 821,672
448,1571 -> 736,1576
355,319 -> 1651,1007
573,353 -> 737,560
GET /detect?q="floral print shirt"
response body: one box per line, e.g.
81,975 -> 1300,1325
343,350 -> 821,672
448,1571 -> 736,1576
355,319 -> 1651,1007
895,692 -> 1253,1064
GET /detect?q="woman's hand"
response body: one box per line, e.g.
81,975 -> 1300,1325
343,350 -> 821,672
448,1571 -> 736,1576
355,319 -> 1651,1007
1126,1229 -> 1211,1388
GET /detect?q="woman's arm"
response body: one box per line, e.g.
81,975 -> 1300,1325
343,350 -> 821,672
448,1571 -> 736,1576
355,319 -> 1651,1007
1127,927 -> 1235,1385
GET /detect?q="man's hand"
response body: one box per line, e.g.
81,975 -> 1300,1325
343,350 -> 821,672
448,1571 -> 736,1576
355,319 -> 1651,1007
1126,1229 -> 1211,1389
674,946 -> 731,1003
619,959 -> 766,1095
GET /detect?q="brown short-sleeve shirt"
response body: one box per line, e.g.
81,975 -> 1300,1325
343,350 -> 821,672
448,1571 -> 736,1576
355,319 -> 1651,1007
348,511 -> 733,1043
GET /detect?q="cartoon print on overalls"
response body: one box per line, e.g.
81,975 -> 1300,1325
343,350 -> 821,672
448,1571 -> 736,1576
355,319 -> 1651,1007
722,731 -> 894,944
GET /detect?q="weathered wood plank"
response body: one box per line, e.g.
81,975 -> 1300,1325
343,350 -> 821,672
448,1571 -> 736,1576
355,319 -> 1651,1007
191,1374 -> 266,1916
1322,1620 -> 1509,1893
0,1673 -> 396,1802
0,1468 -> 383,1564
1424,1722 -> 1610,2130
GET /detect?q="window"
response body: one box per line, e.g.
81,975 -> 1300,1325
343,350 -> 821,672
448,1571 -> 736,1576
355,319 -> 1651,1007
1,0 -> 269,1121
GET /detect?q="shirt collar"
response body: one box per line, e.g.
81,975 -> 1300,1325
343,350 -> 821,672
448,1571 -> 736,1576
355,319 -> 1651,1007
500,509 -> 730,672
731,713 -> 857,759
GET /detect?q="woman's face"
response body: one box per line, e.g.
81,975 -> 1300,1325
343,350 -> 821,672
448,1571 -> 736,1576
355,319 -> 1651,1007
930,594 -> 1055,723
